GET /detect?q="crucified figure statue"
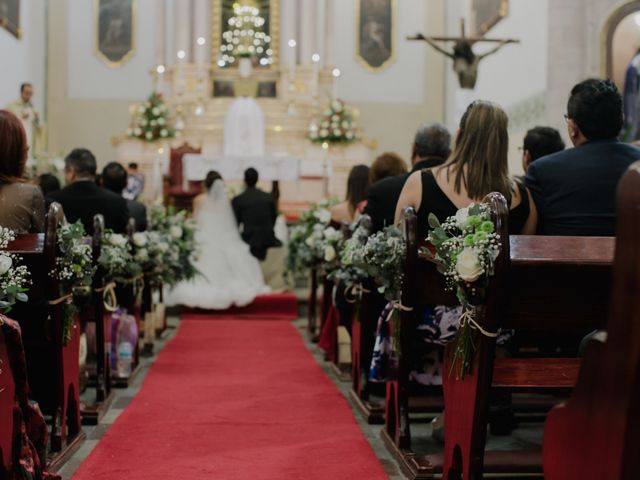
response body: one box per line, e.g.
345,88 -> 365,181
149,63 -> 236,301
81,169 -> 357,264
408,19 -> 519,89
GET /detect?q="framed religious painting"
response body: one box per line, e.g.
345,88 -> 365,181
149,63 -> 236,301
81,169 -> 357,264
472,0 -> 508,36
355,0 -> 396,72
95,0 -> 136,67
0,0 -> 20,39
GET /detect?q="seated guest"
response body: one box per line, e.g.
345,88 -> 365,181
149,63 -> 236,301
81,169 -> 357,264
330,164 -> 370,224
38,173 -> 61,197
520,126 -> 565,173
0,110 -> 45,233
47,148 -> 129,234
369,152 -> 407,185
365,123 -> 450,232
525,78 -> 640,235
123,162 -> 144,200
102,162 -> 148,231
395,101 -> 537,235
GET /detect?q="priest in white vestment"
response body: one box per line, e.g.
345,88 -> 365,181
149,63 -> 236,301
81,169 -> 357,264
6,83 -> 44,159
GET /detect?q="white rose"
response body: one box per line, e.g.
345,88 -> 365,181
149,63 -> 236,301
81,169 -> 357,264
314,208 -> 331,224
158,242 -> 169,252
455,207 -> 471,229
145,131 -> 154,140
456,248 -> 484,283
346,132 -> 354,140
331,100 -> 343,112
333,129 -> 341,136
323,226 -> 340,241
0,254 -> 12,275
158,117 -> 165,126
152,107 -> 160,116
160,129 -> 168,137
135,248 -> 148,261
331,115 -> 339,122
170,226 -> 183,239
133,232 -> 148,247
324,246 -> 336,262
319,128 -> 329,138
109,234 -> 127,247
150,119 -> 158,127
305,237 -> 314,247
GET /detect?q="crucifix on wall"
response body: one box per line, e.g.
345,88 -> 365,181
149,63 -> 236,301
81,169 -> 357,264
408,19 -> 519,90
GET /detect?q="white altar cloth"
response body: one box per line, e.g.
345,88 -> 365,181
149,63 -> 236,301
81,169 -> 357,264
183,154 -> 300,185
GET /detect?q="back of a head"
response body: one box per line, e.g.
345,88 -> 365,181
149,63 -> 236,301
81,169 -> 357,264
0,109 -> 28,183
102,162 -> 128,194
414,123 -> 451,163
244,167 -> 258,187
448,100 -> 511,201
524,126 -> 566,162
370,152 -> 407,184
204,170 -> 222,189
567,78 -> 623,140
346,164 -> 370,210
39,173 -> 61,196
65,148 -> 97,179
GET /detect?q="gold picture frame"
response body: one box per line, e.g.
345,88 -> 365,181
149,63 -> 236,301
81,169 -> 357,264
95,0 -> 136,68
211,0 -> 280,70
472,0 -> 508,36
355,0 -> 396,73
0,0 -> 21,39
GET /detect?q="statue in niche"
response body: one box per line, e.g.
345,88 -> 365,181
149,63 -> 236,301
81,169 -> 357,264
408,19 -> 518,89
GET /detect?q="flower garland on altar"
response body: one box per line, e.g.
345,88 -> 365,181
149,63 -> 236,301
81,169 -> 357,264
0,227 -> 30,314
426,204 -> 501,379
309,99 -> 359,145
127,93 -> 175,142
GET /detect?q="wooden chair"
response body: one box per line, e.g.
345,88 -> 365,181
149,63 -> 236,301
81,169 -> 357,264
543,162 -> 640,480
163,143 -> 202,210
80,214 -> 115,424
384,200 -> 615,479
4,203 -> 86,468
0,320 -> 16,476
348,215 -> 388,424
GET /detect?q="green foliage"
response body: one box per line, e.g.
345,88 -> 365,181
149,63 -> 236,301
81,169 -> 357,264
309,99 -> 359,144
127,92 -> 175,142
0,227 -> 30,314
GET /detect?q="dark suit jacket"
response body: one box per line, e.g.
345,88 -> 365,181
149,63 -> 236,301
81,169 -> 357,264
232,186 -> 280,260
127,199 -> 147,231
525,139 -> 640,236
364,157 -> 445,232
47,180 -> 130,234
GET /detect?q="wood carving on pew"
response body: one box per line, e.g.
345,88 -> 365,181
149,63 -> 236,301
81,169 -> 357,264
382,197 -> 615,480
543,162 -> 640,480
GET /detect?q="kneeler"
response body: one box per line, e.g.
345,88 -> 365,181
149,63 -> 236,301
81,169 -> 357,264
1,315 -> 60,480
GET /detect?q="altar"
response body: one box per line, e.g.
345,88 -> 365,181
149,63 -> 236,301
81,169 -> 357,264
114,0 -> 375,214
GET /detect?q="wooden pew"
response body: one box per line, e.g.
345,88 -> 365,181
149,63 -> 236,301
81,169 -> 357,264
383,199 -> 614,479
4,203 -> 86,470
307,266 -> 320,341
543,163 -> 640,480
0,319 -> 16,476
348,215 -> 388,424
80,214 -> 115,424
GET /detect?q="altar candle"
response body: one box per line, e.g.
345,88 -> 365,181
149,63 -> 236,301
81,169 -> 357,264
311,53 -> 320,97
288,39 -> 297,83
156,65 -> 166,95
332,67 -> 341,100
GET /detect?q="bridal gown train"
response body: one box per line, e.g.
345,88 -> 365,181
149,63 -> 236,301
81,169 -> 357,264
165,180 -> 269,309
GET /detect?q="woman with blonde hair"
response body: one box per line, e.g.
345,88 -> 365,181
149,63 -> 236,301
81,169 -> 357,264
395,100 -> 536,235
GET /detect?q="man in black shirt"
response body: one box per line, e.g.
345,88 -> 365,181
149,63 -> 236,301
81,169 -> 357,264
364,123 -> 451,232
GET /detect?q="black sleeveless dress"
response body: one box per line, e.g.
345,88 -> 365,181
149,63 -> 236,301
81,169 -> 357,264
416,169 -> 530,239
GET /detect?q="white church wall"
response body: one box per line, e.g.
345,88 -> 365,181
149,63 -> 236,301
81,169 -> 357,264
0,0 -> 46,116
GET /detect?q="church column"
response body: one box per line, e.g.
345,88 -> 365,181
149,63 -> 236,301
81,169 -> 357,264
155,1 -> 166,67
299,0 -> 316,65
315,0 -> 326,63
281,0 -> 297,63
324,0 -> 335,67
192,0 -> 210,80
174,0 -> 192,62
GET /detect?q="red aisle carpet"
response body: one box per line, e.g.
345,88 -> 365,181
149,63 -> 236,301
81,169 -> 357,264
182,293 -> 299,320
72,317 -> 388,479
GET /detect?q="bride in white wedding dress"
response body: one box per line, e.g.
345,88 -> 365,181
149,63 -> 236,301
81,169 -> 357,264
165,174 -> 269,309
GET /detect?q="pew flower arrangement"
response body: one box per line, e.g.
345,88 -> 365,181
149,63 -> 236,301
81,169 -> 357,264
0,227 -> 30,314
331,224 -> 370,302
99,232 -> 142,282
426,204 -> 501,379
362,226 -> 407,351
52,221 -> 97,344
285,200 -> 336,275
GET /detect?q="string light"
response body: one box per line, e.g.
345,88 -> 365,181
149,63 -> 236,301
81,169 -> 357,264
312,53 -> 320,63
156,65 -> 166,74
197,37 -> 206,46
177,50 -> 186,60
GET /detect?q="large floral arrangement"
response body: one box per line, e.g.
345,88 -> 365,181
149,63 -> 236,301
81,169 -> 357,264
0,227 -> 30,314
285,200 -> 335,275
147,205 -> 199,286
127,93 -> 175,142
99,232 -> 141,282
309,99 -> 359,144
426,204 -> 501,379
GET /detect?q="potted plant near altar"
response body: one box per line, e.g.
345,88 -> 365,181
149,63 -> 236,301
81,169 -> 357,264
309,99 -> 360,145
126,92 -> 175,142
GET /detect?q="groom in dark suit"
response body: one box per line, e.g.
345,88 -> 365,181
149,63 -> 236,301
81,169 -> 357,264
232,168 -> 281,260
47,148 -> 129,234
